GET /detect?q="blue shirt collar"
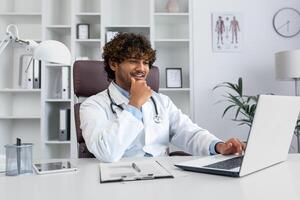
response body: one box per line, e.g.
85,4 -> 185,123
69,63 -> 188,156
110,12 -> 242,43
112,81 -> 130,99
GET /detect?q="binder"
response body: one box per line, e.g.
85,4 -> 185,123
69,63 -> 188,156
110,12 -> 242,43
33,59 -> 41,89
99,160 -> 174,183
61,67 -> 69,99
19,55 -> 33,89
59,109 -> 70,141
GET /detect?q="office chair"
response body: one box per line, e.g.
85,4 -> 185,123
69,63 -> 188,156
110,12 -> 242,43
73,60 -> 190,158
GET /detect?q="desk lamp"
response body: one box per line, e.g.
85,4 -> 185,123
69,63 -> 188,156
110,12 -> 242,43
0,24 -> 71,65
275,49 -> 300,153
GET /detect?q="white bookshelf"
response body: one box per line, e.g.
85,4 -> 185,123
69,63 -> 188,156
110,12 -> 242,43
0,0 -> 43,159
0,0 -> 193,159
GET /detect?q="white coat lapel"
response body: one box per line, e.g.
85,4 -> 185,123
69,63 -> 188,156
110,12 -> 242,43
142,98 -> 156,145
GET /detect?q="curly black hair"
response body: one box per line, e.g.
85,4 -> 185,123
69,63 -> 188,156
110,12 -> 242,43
102,32 -> 156,80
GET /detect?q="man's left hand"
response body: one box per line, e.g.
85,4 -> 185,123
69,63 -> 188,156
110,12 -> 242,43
216,138 -> 246,155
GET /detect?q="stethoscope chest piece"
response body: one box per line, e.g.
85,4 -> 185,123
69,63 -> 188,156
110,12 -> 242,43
153,115 -> 163,123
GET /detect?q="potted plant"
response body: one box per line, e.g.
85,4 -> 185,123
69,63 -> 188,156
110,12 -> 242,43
213,77 -> 259,128
214,77 -> 300,152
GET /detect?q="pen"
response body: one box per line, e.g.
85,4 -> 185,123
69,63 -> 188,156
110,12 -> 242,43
131,162 -> 141,173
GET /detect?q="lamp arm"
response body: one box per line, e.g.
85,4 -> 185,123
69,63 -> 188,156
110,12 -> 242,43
0,24 -> 34,56
0,33 -> 13,55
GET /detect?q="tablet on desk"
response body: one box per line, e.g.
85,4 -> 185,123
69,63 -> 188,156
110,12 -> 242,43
33,161 -> 77,175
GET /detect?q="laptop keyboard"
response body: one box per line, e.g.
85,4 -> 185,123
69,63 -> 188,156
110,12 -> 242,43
204,156 -> 244,170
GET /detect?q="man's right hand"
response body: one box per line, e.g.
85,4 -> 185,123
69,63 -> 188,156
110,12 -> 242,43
129,78 -> 152,109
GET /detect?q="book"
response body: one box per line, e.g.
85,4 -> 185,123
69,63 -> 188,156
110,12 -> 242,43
61,67 -> 69,99
19,54 -> 34,89
99,160 -> 174,183
33,59 -> 41,89
59,109 -> 70,141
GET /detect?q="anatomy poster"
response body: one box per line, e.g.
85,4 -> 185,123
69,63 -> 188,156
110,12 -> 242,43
212,13 -> 242,52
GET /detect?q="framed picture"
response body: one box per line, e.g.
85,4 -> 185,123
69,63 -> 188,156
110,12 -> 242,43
76,23 -> 90,39
212,12 -> 243,52
166,68 -> 182,88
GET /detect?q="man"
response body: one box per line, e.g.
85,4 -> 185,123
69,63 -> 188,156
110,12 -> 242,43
80,33 -> 245,162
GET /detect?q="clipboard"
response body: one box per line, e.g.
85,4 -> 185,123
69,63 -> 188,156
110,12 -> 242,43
99,160 -> 174,183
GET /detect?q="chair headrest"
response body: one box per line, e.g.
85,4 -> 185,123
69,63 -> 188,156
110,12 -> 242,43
73,60 -> 159,97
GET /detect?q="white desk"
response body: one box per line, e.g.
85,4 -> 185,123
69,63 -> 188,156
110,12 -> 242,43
1,154 -> 300,200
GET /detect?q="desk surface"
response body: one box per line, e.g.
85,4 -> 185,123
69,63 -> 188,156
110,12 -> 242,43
1,154 -> 300,200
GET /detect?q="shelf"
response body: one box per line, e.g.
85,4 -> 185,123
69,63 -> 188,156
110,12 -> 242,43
0,0 -> 192,159
0,89 -> 41,93
76,39 -> 101,42
76,12 -> 101,16
45,63 -> 70,67
75,39 -> 101,47
45,141 -> 71,144
106,25 -> 150,28
155,39 -> 189,42
45,99 -> 72,102
0,14 -> 42,21
46,25 -> 71,28
154,13 -> 189,16
0,116 -> 40,119
159,88 -> 190,92
0,12 -> 42,16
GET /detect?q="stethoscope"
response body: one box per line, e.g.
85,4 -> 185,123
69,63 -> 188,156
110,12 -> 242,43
107,88 -> 163,123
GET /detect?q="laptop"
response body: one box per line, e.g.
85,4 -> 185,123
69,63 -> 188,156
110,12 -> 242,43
175,95 -> 300,177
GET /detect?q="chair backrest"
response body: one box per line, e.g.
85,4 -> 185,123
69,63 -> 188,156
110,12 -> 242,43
73,60 -> 159,158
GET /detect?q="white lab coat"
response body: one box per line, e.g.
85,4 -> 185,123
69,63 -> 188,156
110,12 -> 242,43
80,83 -> 220,162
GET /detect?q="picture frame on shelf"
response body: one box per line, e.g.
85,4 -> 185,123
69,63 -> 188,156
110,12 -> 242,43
76,23 -> 90,39
166,68 -> 182,88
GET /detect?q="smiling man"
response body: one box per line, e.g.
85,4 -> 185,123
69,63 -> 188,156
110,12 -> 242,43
80,33 -> 245,162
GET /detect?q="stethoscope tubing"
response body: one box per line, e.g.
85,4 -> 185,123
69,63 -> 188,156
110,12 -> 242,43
107,88 -> 161,123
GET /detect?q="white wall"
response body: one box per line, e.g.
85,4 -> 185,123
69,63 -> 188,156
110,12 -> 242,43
192,0 -> 300,148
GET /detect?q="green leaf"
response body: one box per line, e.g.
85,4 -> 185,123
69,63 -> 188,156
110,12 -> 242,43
213,77 -> 260,129
222,105 -> 236,118
235,107 -> 241,119
238,77 -> 243,96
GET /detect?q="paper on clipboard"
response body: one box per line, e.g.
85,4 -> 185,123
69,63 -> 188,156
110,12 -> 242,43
99,160 -> 174,183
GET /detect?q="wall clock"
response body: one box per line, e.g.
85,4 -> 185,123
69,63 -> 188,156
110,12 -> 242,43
273,7 -> 300,38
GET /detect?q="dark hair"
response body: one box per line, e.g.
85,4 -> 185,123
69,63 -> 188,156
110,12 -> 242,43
102,32 -> 156,80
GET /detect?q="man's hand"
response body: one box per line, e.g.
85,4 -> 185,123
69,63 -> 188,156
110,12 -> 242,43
216,138 -> 246,155
129,78 -> 152,109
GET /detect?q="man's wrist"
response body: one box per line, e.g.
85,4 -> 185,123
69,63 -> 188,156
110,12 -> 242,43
215,142 -> 225,154
128,100 -> 141,109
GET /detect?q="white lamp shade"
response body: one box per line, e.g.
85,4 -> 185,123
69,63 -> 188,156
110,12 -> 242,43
33,40 -> 71,65
275,49 -> 300,80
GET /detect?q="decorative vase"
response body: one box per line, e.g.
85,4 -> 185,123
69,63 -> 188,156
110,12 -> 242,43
166,0 -> 179,12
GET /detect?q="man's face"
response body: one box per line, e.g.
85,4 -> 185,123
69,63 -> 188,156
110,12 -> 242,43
111,58 -> 150,91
